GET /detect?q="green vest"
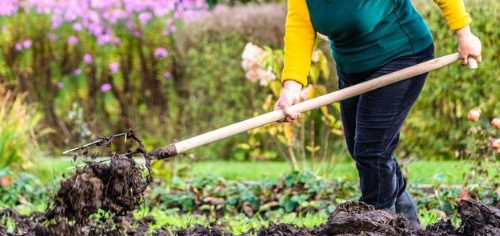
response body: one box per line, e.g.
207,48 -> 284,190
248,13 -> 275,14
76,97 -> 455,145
306,0 -> 434,73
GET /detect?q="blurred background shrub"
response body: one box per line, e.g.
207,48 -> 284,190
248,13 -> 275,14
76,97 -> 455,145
173,4 -> 287,158
0,0 -> 498,162
0,92 -> 46,170
401,0 -> 500,159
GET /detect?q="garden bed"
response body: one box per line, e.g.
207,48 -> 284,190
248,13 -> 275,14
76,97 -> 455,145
1,147 -> 500,235
1,198 -> 500,235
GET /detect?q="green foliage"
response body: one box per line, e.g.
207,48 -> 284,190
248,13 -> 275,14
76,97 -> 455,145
402,0 -> 500,159
174,36 -> 266,158
149,171 -> 359,218
171,4 -> 287,159
0,0 -> 499,162
0,92 -> 45,170
0,168 -> 50,211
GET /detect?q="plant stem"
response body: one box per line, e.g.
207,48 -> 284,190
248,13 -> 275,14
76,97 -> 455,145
310,112 -> 315,171
288,146 -> 298,171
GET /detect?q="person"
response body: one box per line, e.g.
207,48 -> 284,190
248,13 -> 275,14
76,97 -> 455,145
274,0 -> 482,227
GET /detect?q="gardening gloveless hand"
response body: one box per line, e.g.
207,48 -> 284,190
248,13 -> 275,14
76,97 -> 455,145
274,80 -> 302,122
456,25 -> 482,66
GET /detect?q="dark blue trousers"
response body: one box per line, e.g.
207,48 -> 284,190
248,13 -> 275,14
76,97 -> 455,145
337,44 -> 434,209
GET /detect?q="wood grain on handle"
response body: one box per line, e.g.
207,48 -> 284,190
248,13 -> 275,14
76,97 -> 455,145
154,53 -> 475,159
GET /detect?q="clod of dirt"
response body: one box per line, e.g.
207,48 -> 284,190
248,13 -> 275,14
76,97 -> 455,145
315,201 -> 412,236
45,155 -> 148,226
257,222 -> 312,236
458,199 -> 500,236
419,220 -> 457,236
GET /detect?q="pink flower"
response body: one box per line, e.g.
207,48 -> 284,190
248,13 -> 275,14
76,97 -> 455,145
468,108 -> 481,122
23,40 -> 32,49
57,82 -> 64,88
15,43 -> 22,51
491,139 -> 500,150
97,34 -> 111,45
68,36 -> 79,45
100,83 -> 112,92
245,69 -> 259,83
84,54 -> 93,64
74,69 -> 82,75
164,71 -> 172,78
154,48 -> 168,58
491,118 -> 500,129
134,30 -> 142,38
73,22 -> 83,32
111,37 -> 121,46
48,34 -> 57,41
109,63 -> 120,73
138,12 -> 152,25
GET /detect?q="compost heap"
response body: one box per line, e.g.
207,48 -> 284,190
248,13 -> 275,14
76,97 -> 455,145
1,131 -> 500,235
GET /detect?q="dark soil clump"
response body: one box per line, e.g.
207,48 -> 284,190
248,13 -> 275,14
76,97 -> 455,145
319,201 -> 412,235
254,200 -> 500,236
458,199 -> 500,235
45,156 -> 148,225
3,130 -> 155,236
257,222 -> 312,236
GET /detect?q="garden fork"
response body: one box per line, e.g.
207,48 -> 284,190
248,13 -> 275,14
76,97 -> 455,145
64,53 -> 477,160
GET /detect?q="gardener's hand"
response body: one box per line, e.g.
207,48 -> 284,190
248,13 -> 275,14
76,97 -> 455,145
456,25 -> 482,67
274,80 -> 302,122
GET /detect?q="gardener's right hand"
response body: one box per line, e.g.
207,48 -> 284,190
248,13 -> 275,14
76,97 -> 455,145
274,80 -> 302,122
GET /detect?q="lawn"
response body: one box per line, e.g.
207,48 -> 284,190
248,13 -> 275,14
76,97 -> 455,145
37,157 -> 491,185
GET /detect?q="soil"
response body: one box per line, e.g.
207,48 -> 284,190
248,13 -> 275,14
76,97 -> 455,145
1,131 -> 500,235
2,196 -> 500,235
45,156 -> 148,224
0,130 -> 154,236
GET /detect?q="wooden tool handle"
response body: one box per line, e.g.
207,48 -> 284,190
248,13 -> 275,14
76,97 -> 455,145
468,58 -> 478,69
152,53 -> 477,159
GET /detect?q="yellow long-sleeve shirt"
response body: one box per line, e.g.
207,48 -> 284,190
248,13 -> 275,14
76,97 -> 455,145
282,0 -> 472,86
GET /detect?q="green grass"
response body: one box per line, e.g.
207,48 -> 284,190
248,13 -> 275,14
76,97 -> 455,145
176,159 -> 498,185
134,208 -> 328,234
35,157 -> 497,185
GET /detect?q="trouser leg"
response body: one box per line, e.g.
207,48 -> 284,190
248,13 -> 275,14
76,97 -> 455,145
337,45 -> 434,210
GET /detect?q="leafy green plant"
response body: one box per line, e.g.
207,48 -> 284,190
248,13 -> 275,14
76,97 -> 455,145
0,92 -> 47,170
460,108 -> 500,184
402,0 -> 500,160
419,209 -> 444,226
0,168 -> 50,211
148,171 -> 359,218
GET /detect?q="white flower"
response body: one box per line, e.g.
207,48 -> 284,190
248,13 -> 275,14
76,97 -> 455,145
311,50 -> 320,63
242,42 -> 276,86
242,43 -> 268,71
257,68 -> 276,86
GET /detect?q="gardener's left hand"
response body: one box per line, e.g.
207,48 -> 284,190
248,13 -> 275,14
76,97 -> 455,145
456,25 -> 482,67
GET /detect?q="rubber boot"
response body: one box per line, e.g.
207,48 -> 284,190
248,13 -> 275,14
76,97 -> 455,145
395,190 -> 422,229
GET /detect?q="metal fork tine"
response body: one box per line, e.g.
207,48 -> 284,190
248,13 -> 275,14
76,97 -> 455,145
62,132 -> 127,154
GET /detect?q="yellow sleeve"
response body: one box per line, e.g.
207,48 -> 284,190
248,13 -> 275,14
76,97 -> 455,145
281,0 -> 316,87
434,0 -> 472,30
